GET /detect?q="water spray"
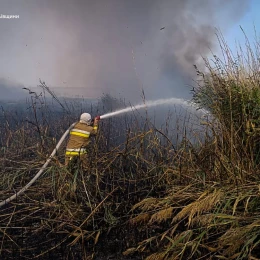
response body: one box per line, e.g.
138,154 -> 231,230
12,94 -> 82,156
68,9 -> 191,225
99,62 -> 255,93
100,97 -> 208,119
0,97 -> 208,207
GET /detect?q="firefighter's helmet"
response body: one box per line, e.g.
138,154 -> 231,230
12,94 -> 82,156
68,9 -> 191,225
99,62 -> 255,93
80,113 -> 92,125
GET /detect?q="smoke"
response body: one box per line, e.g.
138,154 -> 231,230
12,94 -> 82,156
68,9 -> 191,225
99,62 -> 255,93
0,78 -> 26,101
0,0 -> 250,101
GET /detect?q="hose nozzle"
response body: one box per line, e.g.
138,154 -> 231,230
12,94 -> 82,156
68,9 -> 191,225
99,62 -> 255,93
95,115 -> 100,120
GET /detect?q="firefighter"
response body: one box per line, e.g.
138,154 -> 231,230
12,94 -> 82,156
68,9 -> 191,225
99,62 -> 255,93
65,113 -> 100,167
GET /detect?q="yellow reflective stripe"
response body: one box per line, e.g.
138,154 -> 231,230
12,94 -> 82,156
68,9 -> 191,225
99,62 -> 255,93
66,151 -> 87,156
93,126 -> 98,130
66,151 -> 79,156
66,148 -> 86,152
71,128 -> 90,135
70,131 -> 90,138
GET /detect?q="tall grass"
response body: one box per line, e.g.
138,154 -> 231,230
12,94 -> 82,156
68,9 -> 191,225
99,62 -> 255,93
0,84 -> 192,259
1,30 -> 260,259
193,30 -> 260,181
124,31 -> 260,259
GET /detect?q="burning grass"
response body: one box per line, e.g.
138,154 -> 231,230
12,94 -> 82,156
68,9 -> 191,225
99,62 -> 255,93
1,31 -> 260,259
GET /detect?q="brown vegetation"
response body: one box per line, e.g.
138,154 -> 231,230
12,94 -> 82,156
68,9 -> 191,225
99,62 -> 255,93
1,32 -> 260,259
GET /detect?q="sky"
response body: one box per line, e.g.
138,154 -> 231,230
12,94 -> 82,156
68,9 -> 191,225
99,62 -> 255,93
225,0 -> 260,50
0,0 -> 258,102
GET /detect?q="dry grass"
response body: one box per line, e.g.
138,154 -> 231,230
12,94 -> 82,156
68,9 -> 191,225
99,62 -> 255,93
1,30 -> 260,259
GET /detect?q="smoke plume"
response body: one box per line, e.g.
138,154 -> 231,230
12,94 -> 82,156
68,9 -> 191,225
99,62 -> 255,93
0,0 -> 250,101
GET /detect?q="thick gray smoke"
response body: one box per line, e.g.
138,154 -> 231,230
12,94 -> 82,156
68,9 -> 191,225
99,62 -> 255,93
0,0 -> 250,101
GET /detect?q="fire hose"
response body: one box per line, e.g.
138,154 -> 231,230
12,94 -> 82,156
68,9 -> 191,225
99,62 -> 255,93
0,114 -> 107,207
0,122 -> 77,208
0,115 -> 103,208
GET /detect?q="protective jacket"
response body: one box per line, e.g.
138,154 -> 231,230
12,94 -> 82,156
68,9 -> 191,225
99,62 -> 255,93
65,122 -> 98,164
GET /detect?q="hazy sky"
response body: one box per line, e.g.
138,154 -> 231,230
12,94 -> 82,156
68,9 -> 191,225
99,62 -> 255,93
0,0 -> 253,102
